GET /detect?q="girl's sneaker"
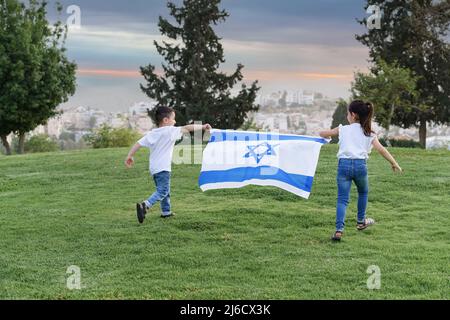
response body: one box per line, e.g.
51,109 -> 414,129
357,218 -> 375,231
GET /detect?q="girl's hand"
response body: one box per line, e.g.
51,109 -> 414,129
203,124 -> 212,131
392,163 -> 402,173
125,157 -> 134,168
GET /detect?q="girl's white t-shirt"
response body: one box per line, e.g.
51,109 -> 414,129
338,123 -> 376,160
138,126 -> 183,175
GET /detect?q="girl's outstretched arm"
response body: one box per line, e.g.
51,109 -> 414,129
372,137 -> 402,173
319,127 -> 339,139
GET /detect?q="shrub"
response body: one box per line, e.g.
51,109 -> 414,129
60,139 -> 90,151
24,134 -> 59,153
59,131 -> 76,141
379,138 -> 422,149
84,125 -> 141,149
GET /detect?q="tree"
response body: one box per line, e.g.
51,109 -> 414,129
330,99 -> 349,144
352,60 -> 419,139
141,0 -> 260,129
357,0 -> 450,148
0,0 -> 77,154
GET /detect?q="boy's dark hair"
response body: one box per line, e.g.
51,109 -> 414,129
147,106 -> 175,126
349,100 -> 375,137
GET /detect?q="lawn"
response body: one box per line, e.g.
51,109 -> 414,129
0,145 -> 449,299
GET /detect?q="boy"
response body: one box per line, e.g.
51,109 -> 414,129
125,106 -> 211,223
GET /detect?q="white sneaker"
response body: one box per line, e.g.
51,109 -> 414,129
357,218 -> 375,230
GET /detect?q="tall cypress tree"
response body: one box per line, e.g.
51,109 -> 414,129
356,0 -> 450,148
140,0 -> 260,129
330,99 -> 349,144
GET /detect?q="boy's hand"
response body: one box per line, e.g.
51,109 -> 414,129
125,157 -> 134,168
203,124 -> 212,131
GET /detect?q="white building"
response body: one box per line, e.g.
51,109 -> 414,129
301,91 -> 315,105
427,136 -> 450,150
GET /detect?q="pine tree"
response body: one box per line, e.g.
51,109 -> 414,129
140,0 -> 260,129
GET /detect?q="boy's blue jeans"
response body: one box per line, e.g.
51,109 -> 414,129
336,159 -> 369,232
145,171 -> 171,215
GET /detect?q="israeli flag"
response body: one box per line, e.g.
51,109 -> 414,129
199,130 -> 329,199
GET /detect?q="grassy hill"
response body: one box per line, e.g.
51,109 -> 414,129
0,145 -> 449,299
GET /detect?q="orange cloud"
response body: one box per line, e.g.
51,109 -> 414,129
78,69 -> 141,78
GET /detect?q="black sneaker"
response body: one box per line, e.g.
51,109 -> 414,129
136,203 -> 145,224
331,231 -> 343,242
141,202 -> 148,215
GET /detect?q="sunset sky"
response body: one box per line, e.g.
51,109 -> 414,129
50,0 -> 372,111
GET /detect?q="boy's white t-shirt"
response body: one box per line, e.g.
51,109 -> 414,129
338,123 -> 376,160
138,126 -> 183,175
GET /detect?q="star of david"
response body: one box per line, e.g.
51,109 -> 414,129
244,142 -> 280,164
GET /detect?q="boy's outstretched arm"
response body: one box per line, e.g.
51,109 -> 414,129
125,143 -> 142,168
372,137 -> 402,173
319,127 -> 339,139
181,123 -> 212,134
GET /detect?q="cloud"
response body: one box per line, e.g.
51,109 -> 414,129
50,0 -> 372,110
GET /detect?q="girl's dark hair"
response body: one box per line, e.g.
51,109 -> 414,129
348,100 -> 374,137
148,106 -> 175,126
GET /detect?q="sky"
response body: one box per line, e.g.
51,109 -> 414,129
47,0 -> 372,112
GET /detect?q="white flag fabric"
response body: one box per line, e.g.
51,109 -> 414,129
199,130 -> 329,199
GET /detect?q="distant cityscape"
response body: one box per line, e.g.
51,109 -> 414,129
7,90 -> 449,150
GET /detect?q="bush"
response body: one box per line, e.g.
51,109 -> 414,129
24,134 -> 59,153
84,125 -> 141,149
379,138 -> 422,149
59,131 -> 76,141
239,116 -> 265,132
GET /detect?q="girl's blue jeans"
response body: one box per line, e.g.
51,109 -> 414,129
336,159 -> 369,232
146,171 -> 171,215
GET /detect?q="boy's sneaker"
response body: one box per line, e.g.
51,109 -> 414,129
136,203 -> 146,224
141,202 -> 148,215
161,212 -> 175,219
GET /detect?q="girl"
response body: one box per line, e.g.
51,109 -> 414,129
320,100 -> 402,241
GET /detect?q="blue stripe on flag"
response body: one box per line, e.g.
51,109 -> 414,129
199,166 -> 314,193
209,131 -> 328,144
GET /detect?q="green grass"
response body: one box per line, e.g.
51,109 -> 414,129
0,145 -> 449,300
